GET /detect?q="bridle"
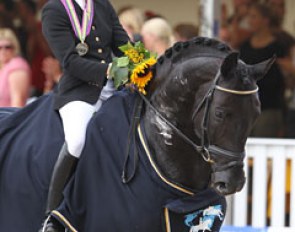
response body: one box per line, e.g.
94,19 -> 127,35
140,69 -> 258,172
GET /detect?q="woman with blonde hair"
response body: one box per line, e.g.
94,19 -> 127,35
119,7 -> 145,42
141,17 -> 173,56
0,28 -> 31,107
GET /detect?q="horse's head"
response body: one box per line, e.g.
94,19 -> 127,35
192,52 -> 275,195
144,37 -> 274,196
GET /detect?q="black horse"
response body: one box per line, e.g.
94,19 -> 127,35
0,37 -> 273,232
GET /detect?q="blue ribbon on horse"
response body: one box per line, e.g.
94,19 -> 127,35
164,189 -> 226,232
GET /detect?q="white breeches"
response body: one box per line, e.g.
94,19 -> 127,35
59,80 -> 115,158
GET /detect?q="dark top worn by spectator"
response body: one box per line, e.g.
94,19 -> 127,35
240,40 -> 286,111
275,30 -> 295,56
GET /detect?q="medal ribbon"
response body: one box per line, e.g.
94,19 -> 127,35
60,0 -> 94,43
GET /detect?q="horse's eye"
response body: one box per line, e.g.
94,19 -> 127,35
215,108 -> 226,120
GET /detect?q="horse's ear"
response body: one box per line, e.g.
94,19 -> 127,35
252,55 -> 276,81
220,52 -> 239,77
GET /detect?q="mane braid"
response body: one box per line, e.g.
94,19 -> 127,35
148,37 -> 232,97
157,37 -> 232,66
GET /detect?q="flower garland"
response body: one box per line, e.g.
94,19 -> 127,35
109,42 -> 157,95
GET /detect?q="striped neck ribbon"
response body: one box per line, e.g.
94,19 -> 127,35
60,0 -> 94,43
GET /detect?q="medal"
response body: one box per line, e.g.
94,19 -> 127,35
76,42 -> 89,56
60,0 -> 94,56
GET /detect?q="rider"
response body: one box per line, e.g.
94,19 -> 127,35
41,0 -> 129,230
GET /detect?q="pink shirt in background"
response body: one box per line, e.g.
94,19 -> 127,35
0,57 -> 31,107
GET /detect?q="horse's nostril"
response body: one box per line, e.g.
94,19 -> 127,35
215,182 -> 227,193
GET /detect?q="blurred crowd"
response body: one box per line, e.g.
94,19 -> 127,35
220,0 -> 295,138
1,0 -> 295,138
0,0 -> 62,107
0,0 -> 198,109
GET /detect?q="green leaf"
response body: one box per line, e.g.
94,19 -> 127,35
134,41 -> 141,47
112,57 -> 118,64
128,63 -> 136,71
113,67 -> 129,89
117,56 -> 129,67
109,58 -> 119,79
119,42 -> 133,52
133,41 -> 145,53
151,52 -> 158,59
144,51 -> 150,59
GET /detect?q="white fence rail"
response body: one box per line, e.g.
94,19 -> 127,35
226,138 -> 295,228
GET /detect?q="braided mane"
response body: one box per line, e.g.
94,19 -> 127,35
157,37 -> 231,66
149,37 -> 232,95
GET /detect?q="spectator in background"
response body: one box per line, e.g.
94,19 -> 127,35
267,0 -> 295,54
0,0 -> 14,29
141,18 -> 173,56
36,0 -> 48,21
17,0 -> 51,97
239,3 -> 287,137
219,2 -> 231,43
266,0 -> 295,137
266,0 -> 285,27
118,7 -> 145,42
278,47 -> 295,137
223,0 -> 254,49
144,10 -> 163,21
173,23 -> 198,42
42,56 -> 62,93
0,28 -> 31,107
117,5 -> 133,15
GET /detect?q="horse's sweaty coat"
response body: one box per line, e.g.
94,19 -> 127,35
0,90 -> 225,232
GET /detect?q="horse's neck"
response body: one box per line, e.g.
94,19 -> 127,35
143,106 -> 211,192
142,82 -> 212,192
139,40 -> 233,192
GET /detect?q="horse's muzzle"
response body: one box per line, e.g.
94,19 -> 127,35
211,165 -> 246,195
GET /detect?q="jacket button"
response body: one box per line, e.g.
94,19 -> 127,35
98,48 -> 103,53
95,37 -> 100,42
101,60 -> 106,64
92,25 -> 96,30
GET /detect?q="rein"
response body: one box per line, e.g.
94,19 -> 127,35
122,69 -> 258,183
141,70 -> 258,165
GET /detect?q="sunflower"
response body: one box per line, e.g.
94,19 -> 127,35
130,57 -> 157,94
111,42 -> 157,93
124,49 -> 144,64
145,57 -> 157,66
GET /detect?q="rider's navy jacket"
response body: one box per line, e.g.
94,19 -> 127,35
42,0 -> 129,109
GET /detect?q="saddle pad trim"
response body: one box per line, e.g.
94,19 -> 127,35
164,208 -> 171,232
137,125 -> 194,195
52,210 -> 78,232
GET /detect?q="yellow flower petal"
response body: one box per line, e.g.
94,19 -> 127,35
120,43 -> 157,95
